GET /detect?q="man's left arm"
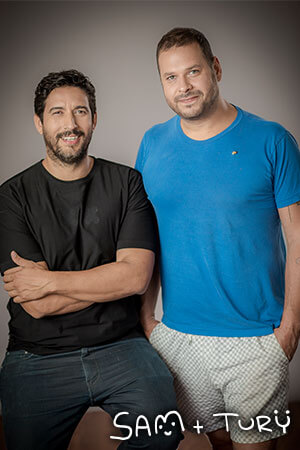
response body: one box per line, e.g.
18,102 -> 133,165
276,201 -> 300,360
4,247 -> 155,304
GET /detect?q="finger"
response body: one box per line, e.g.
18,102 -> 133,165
13,296 -> 23,303
3,273 -> 18,282
3,281 -> 15,291
10,250 -> 33,267
7,290 -> 19,298
4,266 -> 23,276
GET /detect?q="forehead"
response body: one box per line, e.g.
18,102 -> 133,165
45,86 -> 89,109
158,42 -> 206,74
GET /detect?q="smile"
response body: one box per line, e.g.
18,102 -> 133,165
61,135 -> 81,145
178,96 -> 198,103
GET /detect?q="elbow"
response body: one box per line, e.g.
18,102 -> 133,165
20,303 -> 46,319
30,310 -> 45,319
134,274 -> 151,296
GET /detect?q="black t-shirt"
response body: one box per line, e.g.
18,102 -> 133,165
0,157 -> 157,355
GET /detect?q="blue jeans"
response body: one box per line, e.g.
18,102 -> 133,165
0,337 -> 183,450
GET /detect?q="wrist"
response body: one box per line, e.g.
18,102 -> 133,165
46,271 -> 58,295
278,322 -> 300,340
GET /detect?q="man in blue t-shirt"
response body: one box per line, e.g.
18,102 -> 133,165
135,28 -> 300,449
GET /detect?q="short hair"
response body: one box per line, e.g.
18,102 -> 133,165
156,27 -> 214,69
34,69 -> 96,122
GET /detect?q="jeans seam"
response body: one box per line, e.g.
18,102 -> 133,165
80,352 -> 94,406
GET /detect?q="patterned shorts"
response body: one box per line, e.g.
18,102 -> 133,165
149,322 -> 289,444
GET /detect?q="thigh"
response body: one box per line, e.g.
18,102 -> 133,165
218,334 -> 289,445
0,350 -> 88,450
94,338 -> 183,449
150,325 -> 226,434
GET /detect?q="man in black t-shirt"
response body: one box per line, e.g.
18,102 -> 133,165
0,70 -> 183,450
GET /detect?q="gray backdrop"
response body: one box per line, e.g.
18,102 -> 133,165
0,0 -> 300,401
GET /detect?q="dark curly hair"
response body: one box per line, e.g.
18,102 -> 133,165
156,27 -> 214,70
34,69 -> 96,122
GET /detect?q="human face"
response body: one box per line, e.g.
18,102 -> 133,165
34,86 -> 97,165
158,43 -> 221,121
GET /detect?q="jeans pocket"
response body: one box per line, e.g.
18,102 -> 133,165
1,350 -> 35,369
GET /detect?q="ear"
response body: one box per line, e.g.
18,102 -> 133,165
34,114 -> 43,135
92,111 -> 98,130
212,56 -> 222,82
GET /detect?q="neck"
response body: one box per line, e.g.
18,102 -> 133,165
180,98 -> 237,141
42,154 -> 94,181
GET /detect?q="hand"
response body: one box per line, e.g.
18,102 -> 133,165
141,316 -> 160,340
3,251 -> 53,302
274,326 -> 299,361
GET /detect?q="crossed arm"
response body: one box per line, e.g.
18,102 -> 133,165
3,248 -> 155,319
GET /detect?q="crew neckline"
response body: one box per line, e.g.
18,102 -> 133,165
177,105 -> 243,145
39,156 -> 96,184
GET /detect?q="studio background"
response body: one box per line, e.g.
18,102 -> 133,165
0,0 -> 300,406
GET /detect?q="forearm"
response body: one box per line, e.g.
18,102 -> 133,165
140,260 -> 161,331
47,250 -> 154,303
5,248 -> 155,303
280,242 -> 300,337
19,294 -> 94,319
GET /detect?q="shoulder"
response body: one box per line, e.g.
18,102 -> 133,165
238,107 -> 292,144
93,157 -> 142,183
0,161 -> 42,197
142,116 -> 178,143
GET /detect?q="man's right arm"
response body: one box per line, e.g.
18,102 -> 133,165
21,294 -> 94,318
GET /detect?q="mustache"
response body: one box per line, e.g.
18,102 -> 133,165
56,129 -> 84,140
175,90 -> 202,102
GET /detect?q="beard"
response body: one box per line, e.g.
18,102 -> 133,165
168,72 -> 219,121
43,128 -> 93,165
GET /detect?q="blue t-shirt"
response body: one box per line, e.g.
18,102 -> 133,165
135,107 -> 300,337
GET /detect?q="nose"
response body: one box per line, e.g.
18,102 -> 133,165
177,75 -> 192,93
63,112 -> 77,130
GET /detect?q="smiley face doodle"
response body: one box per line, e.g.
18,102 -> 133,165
154,410 -> 185,436
110,410 -> 185,440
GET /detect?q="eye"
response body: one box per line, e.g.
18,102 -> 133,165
75,109 -> 87,115
53,111 -> 62,115
166,75 -> 176,81
189,69 -> 199,75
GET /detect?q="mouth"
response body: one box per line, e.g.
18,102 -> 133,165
60,134 -> 82,146
164,431 -> 172,436
178,96 -> 199,104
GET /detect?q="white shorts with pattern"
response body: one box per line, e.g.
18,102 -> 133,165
149,322 -> 289,444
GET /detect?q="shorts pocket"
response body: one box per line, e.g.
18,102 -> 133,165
271,333 -> 290,363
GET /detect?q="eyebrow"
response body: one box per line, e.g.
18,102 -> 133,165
48,105 -> 89,113
163,65 -> 202,77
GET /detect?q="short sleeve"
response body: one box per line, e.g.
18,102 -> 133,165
273,132 -> 300,208
135,134 -> 148,174
117,170 -> 157,253
0,188 -> 44,274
